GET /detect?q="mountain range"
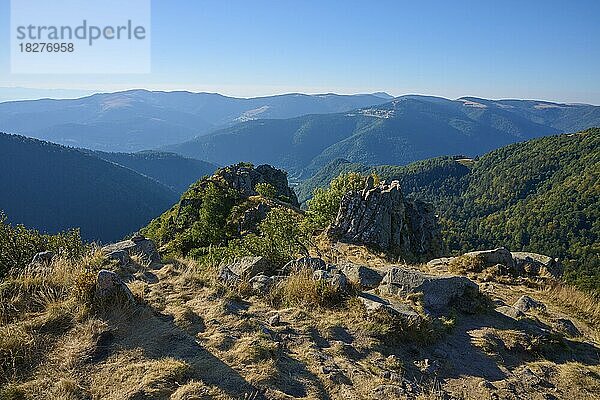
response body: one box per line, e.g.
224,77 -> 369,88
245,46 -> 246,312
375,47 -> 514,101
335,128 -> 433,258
165,95 -> 600,178
0,90 -> 392,152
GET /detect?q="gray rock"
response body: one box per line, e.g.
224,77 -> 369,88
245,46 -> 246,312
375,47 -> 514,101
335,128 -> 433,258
31,251 -> 54,265
282,257 -> 327,274
372,384 -> 407,398
268,314 -> 280,326
104,249 -> 131,266
225,256 -> 274,279
464,247 -> 515,269
327,179 -> 441,259
513,295 -> 546,313
134,271 -> 159,284
553,318 -> 582,337
358,292 -> 422,323
248,274 -> 274,294
238,202 -> 270,233
426,257 -> 454,268
496,305 -> 525,319
312,269 -> 348,293
339,263 -> 385,290
512,252 -> 562,278
214,163 -> 299,207
95,270 -> 135,303
101,235 -> 160,265
379,266 -> 478,309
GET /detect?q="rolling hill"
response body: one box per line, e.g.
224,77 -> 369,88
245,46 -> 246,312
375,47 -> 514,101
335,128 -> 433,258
166,96 -> 600,178
297,129 -> 600,290
0,90 -> 391,152
0,133 -> 178,242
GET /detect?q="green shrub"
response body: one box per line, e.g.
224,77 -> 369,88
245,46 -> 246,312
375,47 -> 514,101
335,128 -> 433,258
0,212 -> 85,279
305,172 -> 369,230
255,183 -> 277,199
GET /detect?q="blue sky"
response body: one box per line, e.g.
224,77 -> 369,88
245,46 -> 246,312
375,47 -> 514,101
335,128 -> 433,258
0,0 -> 599,103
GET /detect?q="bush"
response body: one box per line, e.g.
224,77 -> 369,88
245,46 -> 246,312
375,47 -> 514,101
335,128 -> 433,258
230,207 -> 308,266
255,183 -> 277,199
0,212 -> 85,279
305,172 -> 370,230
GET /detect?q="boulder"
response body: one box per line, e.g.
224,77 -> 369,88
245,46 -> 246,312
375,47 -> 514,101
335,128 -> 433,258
101,235 -> 160,265
553,318 -> 582,338
95,270 -> 135,303
313,269 -> 348,293
496,305 -> 525,319
238,202 -> 270,233
512,252 -> 562,278
464,248 -> 515,269
358,292 -> 422,323
226,256 -> 274,279
339,263 -> 385,290
31,251 -> 54,265
379,266 -> 478,309
248,274 -> 274,294
282,257 -> 327,274
104,249 -> 131,266
513,295 -> 546,313
327,179 -> 441,259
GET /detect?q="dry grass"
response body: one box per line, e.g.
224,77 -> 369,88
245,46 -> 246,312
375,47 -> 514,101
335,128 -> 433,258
556,362 -> 600,399
545,283 -> 600,329
90,350 -> 190,400
448,254 -> 485,274
270,267 -> 346,309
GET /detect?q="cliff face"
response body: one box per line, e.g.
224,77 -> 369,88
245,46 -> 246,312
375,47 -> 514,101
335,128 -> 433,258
328,178 -> 441,260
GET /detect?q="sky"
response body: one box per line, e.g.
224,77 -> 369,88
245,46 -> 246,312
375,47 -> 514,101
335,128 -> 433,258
0,0 -> 599,103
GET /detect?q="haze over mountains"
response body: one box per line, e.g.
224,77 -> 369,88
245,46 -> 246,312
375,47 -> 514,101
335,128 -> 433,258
0,90 -> 392,152
166,95 -> 600,178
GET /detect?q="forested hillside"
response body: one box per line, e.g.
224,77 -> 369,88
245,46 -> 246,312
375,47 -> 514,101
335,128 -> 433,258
90,150 -> 218,193
0,133 -> 177,241
298,129 -> 600,291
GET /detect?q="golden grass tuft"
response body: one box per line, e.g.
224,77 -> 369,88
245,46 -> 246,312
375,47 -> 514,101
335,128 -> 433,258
269,267 -> 345,309
545,283 -> 600,329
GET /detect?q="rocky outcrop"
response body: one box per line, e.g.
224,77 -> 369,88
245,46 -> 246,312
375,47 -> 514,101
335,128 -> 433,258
429,248 -> 563,279
327,179 -> 441,260
512,252 -> 562,278
214,163 -> 299,207
101,234 -> 160,266
379,266 -> 478,310
358,292 -> 422,323
282,257 -> 327,274
464,248 -> 515,269
31,251 -> 54,265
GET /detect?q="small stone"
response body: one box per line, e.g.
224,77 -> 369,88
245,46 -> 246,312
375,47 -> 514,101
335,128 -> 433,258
268,314 -> 281,326
513,295 -> 546,313
496,305 -> 525,319
553,318 -> 582,338
31,251 -> 54,265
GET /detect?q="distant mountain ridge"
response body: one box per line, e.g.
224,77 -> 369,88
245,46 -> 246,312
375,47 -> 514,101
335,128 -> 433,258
166,95 -> 600,178
0,90 -> 392,152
